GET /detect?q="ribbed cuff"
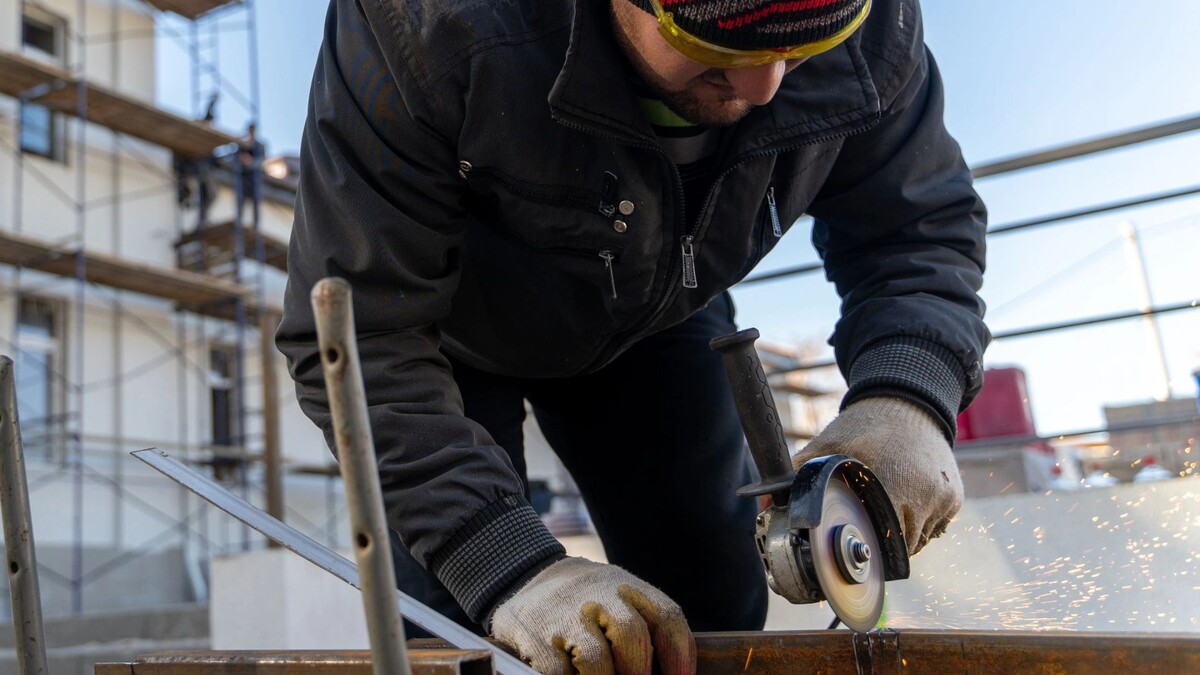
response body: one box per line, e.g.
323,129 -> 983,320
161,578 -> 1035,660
429,494 -> 566,623
842,337 -> 966,442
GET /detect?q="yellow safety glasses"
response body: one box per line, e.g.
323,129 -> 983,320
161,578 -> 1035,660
649,0 -> 872,69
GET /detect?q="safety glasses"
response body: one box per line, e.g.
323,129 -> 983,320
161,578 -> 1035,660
649,0 -> 872,69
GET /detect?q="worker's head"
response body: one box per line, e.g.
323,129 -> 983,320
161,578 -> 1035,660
611,0 -> 871,125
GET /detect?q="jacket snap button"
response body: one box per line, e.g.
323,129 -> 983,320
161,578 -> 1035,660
618,200 -> 635,216
613,220 -> 628,233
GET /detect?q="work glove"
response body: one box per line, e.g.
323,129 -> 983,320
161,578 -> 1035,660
791,396 -> 964,555
489,557 -> 696,675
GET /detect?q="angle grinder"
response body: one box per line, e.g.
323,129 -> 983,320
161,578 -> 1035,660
711,328 -> 909,631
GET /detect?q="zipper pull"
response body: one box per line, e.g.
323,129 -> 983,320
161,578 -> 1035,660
599,250 -> 617,299
767,186 -> 782,237
680,236 -> 698,289
458,160 -> 472,180
599,171 -> 618,217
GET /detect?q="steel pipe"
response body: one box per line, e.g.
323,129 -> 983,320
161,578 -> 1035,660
0,356 -> 50,675
311,278 -> 411,675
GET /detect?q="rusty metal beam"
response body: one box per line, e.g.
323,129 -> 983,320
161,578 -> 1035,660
410,630 -> 1200,675
694,631 -> 1200,674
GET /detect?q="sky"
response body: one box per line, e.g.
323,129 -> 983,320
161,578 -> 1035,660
156,0 -> 1200,437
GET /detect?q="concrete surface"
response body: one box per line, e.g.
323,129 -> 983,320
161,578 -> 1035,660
210,547 -> 369,649
0,603 -> 208,675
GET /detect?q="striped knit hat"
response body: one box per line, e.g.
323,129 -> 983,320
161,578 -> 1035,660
633,0 -> 871,52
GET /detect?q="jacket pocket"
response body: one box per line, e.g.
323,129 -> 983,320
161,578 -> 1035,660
458,161 -> 615,246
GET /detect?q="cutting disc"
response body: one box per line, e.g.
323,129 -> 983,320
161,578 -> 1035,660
809,476 -> 885,631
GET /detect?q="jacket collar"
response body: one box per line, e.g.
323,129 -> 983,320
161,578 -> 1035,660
549,0 -> 883,156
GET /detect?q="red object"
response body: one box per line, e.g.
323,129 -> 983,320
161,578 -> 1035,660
1143,455 -> 1157,466
956,367 -> 1039,443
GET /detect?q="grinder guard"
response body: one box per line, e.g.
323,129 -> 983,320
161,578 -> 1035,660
753,455 -> 910,631
787,454 -> 909,583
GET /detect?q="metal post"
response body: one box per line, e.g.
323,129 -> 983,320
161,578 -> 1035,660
310,278 -> 410,675
71,0 -> 90,615
259,311 -> 284,540
109,0 -> 125,551
1120,222 -> 1173,401
0,356 -> 50,675
231,167 -> 249,552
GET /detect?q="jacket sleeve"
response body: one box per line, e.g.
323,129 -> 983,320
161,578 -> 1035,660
275,0 -> 563,622
807,15 -> 990,441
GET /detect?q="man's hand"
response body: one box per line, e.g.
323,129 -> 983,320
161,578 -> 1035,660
489,557 -> 696,675
792,397 -> 964,555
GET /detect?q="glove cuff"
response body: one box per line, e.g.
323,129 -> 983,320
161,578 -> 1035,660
429,494 -> 565,623
843,337 -> 965,443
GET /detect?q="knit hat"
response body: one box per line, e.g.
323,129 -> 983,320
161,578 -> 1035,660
633,0 -> 871,52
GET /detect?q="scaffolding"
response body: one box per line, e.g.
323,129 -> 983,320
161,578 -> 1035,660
0,0 -> 340,618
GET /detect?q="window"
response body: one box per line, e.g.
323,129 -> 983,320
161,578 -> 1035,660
22,15 -> 61,57
209,346 -> 241,481
19,103 -> 59,159
16,297 -> 64,461
19,7 -> 67,161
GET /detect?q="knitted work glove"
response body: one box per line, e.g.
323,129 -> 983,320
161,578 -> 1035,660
489,557 -> 696,675
791,396 -> 964,555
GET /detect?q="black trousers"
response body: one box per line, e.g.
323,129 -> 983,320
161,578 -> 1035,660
391,292 -> 768,636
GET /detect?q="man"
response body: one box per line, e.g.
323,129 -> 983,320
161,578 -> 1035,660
237,122 -> 266,227
278,0 -> 989,673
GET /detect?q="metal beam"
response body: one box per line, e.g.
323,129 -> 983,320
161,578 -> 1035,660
972,113 -> 1200,179
95,648 -> 492,675
130,448 -> 539,675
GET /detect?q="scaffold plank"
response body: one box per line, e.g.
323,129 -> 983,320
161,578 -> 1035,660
141,0 -> 242,20
0,50 -> 238,158
176,221 -> 289,274
0,229 -> 280,319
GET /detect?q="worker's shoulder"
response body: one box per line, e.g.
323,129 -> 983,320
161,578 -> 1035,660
366,0 -> 573,91
852,0 -> 926,103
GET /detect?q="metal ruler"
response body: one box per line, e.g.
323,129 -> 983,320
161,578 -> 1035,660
132,448 -> 537,675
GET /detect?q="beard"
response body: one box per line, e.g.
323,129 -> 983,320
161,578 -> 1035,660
652,75 -> 754,127
609,3 -> 754,127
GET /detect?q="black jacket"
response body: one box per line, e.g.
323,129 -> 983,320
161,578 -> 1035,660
278,0 -> 989,622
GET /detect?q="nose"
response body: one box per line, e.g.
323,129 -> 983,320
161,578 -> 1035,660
724,61 -> 787,105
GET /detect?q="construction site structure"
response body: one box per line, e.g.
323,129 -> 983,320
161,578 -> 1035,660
0,0 -> 1198,671
0,0 -> 353,625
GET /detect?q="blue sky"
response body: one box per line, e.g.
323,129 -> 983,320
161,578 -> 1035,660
157,0 -> 1200,435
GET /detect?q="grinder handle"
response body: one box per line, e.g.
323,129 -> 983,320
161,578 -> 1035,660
710,328 -> 795,498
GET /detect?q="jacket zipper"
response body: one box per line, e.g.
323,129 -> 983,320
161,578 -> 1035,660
767,186 -> 783,237
598,249 -> 617,299
680,236 -> 697,289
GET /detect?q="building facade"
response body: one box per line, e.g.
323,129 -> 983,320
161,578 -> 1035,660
0,0 -> 341,617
